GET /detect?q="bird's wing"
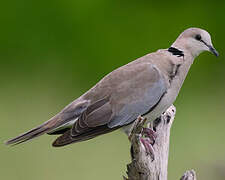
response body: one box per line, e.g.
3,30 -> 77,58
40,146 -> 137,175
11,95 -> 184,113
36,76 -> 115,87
53,62 -> 168,147
6,52 -> 170,146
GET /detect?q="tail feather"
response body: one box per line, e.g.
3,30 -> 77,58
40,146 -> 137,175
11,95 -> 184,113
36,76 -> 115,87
52,125 -> 119,147
5,99 -> 90,146
5,115 -> 63,146
5,123 -> 51,145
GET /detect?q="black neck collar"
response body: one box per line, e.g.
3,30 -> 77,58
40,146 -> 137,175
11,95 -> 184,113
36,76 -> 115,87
168,47 -> 184,57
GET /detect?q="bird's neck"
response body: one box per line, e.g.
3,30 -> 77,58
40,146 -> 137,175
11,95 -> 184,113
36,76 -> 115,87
169,40 -> 196,86
171,39 -> 200,58
162,49 -> 195,105
165,45 -> 195,94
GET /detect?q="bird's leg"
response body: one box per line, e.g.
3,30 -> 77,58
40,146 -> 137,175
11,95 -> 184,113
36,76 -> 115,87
140,125 -> 157,161
140,137 -> 155,161
128,116 -> 156,161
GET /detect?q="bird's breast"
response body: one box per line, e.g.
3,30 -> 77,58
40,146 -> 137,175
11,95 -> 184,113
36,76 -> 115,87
144,67 -> 185,122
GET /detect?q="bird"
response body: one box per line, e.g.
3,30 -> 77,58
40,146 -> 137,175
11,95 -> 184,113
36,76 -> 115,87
5,27 -> 219,147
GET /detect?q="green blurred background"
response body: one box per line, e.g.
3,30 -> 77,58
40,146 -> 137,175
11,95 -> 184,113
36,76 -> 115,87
1,0 -> 225,179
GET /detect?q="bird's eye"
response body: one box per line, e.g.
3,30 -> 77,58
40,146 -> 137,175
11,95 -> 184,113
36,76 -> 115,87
195,34 -> 202,41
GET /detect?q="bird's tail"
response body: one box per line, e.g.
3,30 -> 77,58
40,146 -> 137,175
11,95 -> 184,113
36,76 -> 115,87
5,116 -> 61,146
5,99 -> 90,146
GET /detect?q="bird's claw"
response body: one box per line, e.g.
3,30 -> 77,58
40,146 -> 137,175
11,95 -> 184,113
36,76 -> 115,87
140,137 -> 155,161
140,127 -> 156,161
142,127 -> 157,145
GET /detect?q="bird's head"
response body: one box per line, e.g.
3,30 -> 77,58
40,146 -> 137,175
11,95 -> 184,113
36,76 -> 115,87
172,28 -> 219,58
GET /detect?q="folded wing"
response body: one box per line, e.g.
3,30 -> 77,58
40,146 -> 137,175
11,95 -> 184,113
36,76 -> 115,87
53,64 -> 167,147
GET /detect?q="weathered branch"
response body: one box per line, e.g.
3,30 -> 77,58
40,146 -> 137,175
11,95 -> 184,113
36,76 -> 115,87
124,105 -> 197,180
180,170 -> 196,180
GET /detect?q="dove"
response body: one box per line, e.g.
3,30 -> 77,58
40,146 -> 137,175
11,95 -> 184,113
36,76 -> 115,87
5,27 -> 219,147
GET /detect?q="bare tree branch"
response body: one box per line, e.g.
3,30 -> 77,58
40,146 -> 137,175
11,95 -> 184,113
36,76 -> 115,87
124,105 -> 197,180
180,170 -> 196,180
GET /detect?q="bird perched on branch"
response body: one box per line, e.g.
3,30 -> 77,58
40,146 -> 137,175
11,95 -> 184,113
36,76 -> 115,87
5,28 -> 219,148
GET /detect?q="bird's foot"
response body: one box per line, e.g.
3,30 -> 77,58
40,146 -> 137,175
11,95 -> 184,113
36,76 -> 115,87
142,127 -> 157,145
140,138 -> 155,161
140,127 -> 156,161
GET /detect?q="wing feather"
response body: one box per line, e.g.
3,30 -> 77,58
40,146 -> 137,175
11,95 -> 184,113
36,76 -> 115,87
53,64 -> 168,147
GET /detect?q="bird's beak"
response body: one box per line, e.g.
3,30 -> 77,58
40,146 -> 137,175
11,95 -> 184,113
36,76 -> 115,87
200,40 -> 219,57
209,45 -> 219,57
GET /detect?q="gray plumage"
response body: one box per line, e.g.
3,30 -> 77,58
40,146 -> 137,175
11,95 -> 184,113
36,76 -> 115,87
5,27 -> 219,147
